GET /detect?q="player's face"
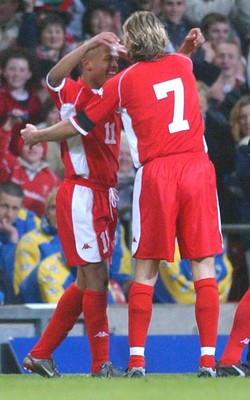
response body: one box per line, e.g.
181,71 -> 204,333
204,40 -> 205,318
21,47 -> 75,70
0,192 -> 22,225
88,45 -> 119,88
239,104 -> 250,137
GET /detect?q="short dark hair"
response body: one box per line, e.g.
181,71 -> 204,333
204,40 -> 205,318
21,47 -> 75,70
200,13 -> 230,38
82,1 -> 115,36
0,182 -> 24,199
0,46 -> 40,87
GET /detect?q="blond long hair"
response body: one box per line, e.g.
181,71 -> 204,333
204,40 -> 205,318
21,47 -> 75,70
230,95 -> 250,143
123,11 -> 169,62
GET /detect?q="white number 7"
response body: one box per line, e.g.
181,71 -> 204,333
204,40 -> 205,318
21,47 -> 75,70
153,78 -> 190,134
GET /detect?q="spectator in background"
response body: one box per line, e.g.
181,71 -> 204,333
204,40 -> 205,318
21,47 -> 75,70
37,97 -> 64,179
35,14 -> 77,63
13,187 -> 61,299
196,80 -> 237,224
67,0 -> 86,41
17,0 -> 77,58
183,0 -> 250,56
0,0 -> 22,51
157,0 -> 193,52
209,42 -> 246,108
81,1 -> 123,43
0,46 -> 42,155
224,95 -> 250,285
0,181 -> 40,302
200,13 -> 241,64
36,59 -> 57,104
0,122 -> 61,217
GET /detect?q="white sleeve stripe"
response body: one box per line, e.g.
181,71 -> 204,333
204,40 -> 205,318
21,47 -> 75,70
46,75 -> 66,92
69,117 -> 88,136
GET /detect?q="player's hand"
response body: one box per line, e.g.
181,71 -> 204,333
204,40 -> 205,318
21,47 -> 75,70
85,32 -> 120,52
116,43 -> 131,62
0,218 -> 19,243
178,28 -> 205,56
21,123 -> 39,147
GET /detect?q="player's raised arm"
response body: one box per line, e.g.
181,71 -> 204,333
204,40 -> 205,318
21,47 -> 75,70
177,28 -> 205,56
48,32 -> 121,87
21,120 -> 78,146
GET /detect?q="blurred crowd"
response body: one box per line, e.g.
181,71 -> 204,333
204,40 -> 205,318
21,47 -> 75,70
1,0 -> 250,305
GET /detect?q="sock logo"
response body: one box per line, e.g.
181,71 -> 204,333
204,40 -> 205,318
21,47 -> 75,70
240,338 -> 250,345
94,331 -> 109,338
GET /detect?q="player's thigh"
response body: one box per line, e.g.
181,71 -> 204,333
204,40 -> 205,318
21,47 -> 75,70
177,156 -> 222,259
56,181 -> 116,265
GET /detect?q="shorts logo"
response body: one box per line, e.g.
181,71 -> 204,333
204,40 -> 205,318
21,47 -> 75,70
82,243 -> 92,249
133,237 -> 137,243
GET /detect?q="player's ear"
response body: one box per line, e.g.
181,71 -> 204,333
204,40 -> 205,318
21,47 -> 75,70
82,58 -> 92,71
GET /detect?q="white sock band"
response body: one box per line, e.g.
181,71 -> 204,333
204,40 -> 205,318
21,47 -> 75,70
201,347 -> 215,356
130,347 -> 145,356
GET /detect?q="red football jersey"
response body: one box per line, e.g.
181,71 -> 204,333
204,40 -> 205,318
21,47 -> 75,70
47,77 -> 122,188
72,54 -> 206,168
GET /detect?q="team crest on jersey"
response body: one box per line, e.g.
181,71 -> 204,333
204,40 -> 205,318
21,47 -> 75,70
82,243 -> 92,249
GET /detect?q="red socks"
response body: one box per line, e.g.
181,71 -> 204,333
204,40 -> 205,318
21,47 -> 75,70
194,277 -> 219,368
82,289 -> 109,373
128,282 -> 154,370
31,283 -> 83,358
220,288 -> 250,365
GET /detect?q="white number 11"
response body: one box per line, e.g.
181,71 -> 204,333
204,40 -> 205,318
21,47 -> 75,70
153,77 -> 190,134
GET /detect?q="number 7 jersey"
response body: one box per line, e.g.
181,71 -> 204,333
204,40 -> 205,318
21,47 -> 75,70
73,54 -> 206,168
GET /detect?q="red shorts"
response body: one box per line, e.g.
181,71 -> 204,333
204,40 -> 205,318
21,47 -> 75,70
56,179 -> 117,266
132,152 -> 222,261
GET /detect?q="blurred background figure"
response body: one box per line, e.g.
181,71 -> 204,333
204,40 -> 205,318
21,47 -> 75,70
200,12 -> 241,64
0,46 -> 42,155
157,0 -> 193,52
196,80 -> 237,224
154,244 -> 233,304
81,1 -> 123,42
0,181 -> 39,303
117,132 -> 135,248
223,95 -> 250,289
13,187 -> 70,302
0,125 -> 61,216
0,0 -> 22,51
36,97 -> 64,179
210,41 -> 246,109
183,0 -> 250,57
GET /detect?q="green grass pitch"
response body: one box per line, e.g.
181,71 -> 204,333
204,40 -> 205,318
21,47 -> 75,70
0,374 -> 250,400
